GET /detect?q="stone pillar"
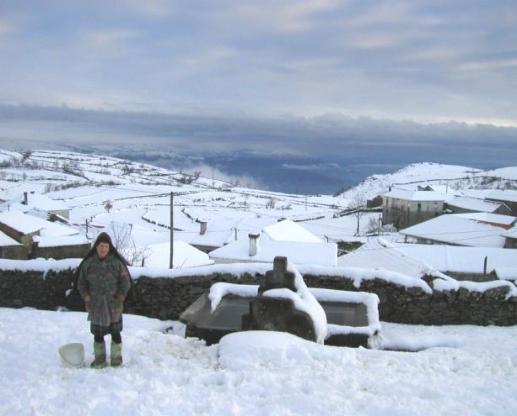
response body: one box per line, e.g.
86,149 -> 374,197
243,256 -> 318,343
258,256 -> 296,294
198,220 -> 207,235
248,233 -> 260,256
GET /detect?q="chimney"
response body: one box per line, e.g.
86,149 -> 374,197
248,233 -> 260,257
23,192 -> 28,205
198,219 -> 207,235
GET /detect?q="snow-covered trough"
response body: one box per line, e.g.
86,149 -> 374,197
180,257 -> 380,347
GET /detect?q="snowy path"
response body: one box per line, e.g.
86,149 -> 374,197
1,308 -> 516,415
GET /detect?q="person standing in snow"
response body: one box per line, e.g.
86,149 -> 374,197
77,232 -> 131,368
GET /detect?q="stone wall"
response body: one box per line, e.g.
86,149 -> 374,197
31,243 -> 91,260
0,245 -> 28,260
1,267 -> 516,326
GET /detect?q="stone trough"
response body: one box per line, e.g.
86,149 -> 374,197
180,257 -> 380,347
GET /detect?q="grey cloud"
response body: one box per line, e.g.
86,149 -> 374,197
0,103 -> 515,154
0,1 -> 516,125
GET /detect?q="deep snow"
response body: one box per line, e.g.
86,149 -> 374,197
1,308 -> 516,416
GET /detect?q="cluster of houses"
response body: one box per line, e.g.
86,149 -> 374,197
341,187 -> 517,281
1,186 -> 516,283
0,190 -> 338,269
0,192 -> 90,260
381,188 -> 517,248
145,219 -> 337,269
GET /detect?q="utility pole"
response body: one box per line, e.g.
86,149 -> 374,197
169,192 -> 174,269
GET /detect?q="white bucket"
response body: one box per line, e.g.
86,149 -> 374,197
58,343 -> 85,368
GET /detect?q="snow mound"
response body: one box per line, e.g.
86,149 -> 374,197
218,330 -> 345,370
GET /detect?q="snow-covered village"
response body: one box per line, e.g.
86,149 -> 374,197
2,2 -> 517,415
1,148 -> 517,415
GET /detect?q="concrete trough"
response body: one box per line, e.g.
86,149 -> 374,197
180,283 -> 380,347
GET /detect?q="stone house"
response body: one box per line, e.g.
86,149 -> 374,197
338,238 -> 517,282
503,228 -> 517,249
209,220 -> 337,267
381,189 -> 444,230
0,211 -> 89,259
31,235 -> 90,260
485,191 -> 517,217
0,212 -> 42,250
444,196 -> 510,215
0,230 -> 28,259
399,212 -> 516,248
15,192 -> 71,220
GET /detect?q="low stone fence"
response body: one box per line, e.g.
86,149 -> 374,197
0,263 -> 516,326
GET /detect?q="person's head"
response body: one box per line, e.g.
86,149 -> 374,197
94,232 -> 113,259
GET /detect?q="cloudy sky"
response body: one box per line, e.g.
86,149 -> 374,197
1,0 -> 516,125
0,0 -> 516,193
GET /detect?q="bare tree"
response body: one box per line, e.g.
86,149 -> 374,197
104,200 -> 113,213
365,215 -> 381,235
348,195 -> 366,236
106,221 -> 150,266
107,221 -> 132,250
21,150 -> 33,163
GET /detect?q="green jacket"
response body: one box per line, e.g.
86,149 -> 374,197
77,254 -> 131,327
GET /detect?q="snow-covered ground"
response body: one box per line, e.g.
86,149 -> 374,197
1,308 -> 516,416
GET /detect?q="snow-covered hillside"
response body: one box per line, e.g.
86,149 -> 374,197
341,162 -> 517,202
1,149 -> 516,258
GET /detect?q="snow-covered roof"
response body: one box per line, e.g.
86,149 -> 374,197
494,267 -> 517,280
456,212 -> 516,226
263,219 -> 323,243
0,230 -> 22,247
18,193 -> 68,211
445,196 -> 502,213
338,238 -> 438,278
180,228 -> 236,248
396,244 -> 517,275
0,211 -> 79,237
485,190 -> 517,203
382,189 -> 445,202
502,227 -> 517,239
145,241 -> 214,268
33,235 -> 89,248
400,213 -> 516,248
209,237 -> 337,267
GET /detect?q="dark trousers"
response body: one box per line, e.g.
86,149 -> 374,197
94,332 -> 122,344
91,320 -> 123,344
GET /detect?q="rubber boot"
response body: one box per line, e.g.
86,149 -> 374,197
111,342 -> 123,367
91,341 -> 107,369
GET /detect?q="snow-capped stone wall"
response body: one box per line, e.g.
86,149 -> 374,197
0,262 -> 516,326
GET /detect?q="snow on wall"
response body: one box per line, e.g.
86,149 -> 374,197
308,287 -> 380,335
432,278 -> 517,298
2,257 -> 516,300
299,264 -> 433,293
208,282 -> 258,312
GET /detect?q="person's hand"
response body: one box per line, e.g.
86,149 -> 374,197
84,295 -> 91,312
